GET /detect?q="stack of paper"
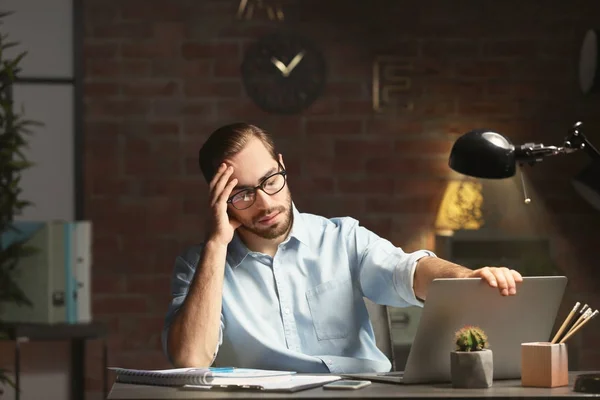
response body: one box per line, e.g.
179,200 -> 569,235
109,367 -> 341,392
184,374 -> 343,392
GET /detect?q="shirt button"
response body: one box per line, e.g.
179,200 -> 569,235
284,308 -> 290,315
327,360 -> 333,365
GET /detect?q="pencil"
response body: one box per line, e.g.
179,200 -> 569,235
563,305 -> 590,339
551,302 -> 580,344
559,309 -> 598,344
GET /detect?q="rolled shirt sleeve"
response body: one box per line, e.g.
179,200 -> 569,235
345,219 -> 436,307
161,246 -> 224,366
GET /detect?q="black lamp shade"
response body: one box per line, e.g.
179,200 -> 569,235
449,129 -> 517,179
572,161 -> 600,212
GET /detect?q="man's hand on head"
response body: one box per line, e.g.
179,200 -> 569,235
469,266 -> 523,296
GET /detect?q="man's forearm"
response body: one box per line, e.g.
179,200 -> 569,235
167,240 -> 227,367
413,256 -> 472,301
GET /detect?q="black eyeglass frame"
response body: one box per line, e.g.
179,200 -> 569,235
226,161 -> 287,210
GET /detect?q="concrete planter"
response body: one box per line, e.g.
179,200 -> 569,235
450,349 -> 493,388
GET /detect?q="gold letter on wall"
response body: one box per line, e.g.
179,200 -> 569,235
372,56 -> 414,113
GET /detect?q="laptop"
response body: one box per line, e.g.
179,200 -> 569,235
343,276 -> 567,384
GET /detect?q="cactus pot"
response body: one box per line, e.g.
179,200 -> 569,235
450,349 -> 493,388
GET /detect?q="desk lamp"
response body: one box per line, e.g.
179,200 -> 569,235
448,121 -> 600,211
448,121 -> 600,393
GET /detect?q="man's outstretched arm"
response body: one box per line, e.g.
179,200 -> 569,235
413,256 -> 523,301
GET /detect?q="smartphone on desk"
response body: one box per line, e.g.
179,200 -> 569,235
323,380 -> 372,390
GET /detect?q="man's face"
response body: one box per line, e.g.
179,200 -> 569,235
224,138 -> 293,240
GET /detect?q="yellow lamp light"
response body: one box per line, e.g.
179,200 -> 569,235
435,180 -> 484,235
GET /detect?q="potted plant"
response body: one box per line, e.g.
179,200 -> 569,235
0,10 -> 37,397
450,325 -> 493,388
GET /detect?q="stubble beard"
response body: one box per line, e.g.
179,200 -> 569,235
244,195 -> 293,240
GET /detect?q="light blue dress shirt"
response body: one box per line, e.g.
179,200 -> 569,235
162,205 -> 435,374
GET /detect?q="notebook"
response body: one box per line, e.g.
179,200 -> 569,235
109,367 -> 295,387
182,374 -> 343,392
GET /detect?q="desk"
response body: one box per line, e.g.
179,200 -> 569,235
3,322 -> 108,400
108,372 -> 600,399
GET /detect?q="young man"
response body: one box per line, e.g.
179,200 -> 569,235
162,123 -> 522,373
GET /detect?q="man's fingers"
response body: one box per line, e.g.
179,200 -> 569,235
512,269 -> 524,282
500,268 -> 517,295
478,267 -> 497,288
216,178 -> 238,205
209,163 -> 227,192
492,268 -> 509,295
210,167 -> 234,206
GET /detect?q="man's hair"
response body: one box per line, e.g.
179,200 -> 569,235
198,122 -> 277,183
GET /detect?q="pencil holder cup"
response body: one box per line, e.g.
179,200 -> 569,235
521,342 -> 569,388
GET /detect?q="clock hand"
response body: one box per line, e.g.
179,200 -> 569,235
270,57 -> 287,74
282,51 -> 305,77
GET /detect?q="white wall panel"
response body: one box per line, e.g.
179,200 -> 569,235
2,0 -> 73,78
12,83 -> 75,221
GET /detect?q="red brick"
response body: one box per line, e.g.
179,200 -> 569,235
153,22 -> 185,42
214,59 -> 241,78
303,196 -> 366,216
86,99 -> 151,118
121,42 -> 178,58
84,42 -> 119,59
290,178 -> 335,195
122,81 -> 179,97
335,139 -> 394,156
305,98 -> 338,115
93,273 -> 127,295
93,22 -> 153,39
366,196 -> 438,214
181,42 -> 239,60
124,137 -> 152,156
84,82 -> 119,97
88,177 -> 130,197
483,40 -> 537,57
338,100 -> 374,115
366,158 -> 452,177
426,81 -> 483,99
120,1 -> 184,21
150,121 -> 180,136
394,139 -> 454,156
455,61 -> 510,78
93,296 -> 149,315
458,100 -> 517,115
324,82 -> 366,98
365,119 -> 424,137
181,60 -> 214,77
216,100 -> 267,119
127,275 -> 171,294
394,179 -> 446,197
305,120 -> 363,137
337,177 -> 395,195
184,81 -> 242,98
422,39 -> 479,57
333,157 -> 366,175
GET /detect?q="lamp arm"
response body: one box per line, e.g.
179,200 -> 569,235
515,121 -> 600,164
563,122 -> 600,161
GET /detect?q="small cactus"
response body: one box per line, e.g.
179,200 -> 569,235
454,325 -> 489,352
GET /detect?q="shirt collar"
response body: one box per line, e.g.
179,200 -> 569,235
226,202 -> 310,269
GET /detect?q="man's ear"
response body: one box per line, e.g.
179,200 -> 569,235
278,153 -> 285,169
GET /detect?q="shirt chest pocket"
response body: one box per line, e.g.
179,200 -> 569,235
306,278 -> 360,341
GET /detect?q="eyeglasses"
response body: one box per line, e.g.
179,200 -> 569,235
227,163 -> 287,210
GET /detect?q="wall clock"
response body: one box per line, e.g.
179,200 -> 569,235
240,31 -> 327,114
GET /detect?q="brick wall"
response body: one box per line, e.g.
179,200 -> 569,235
83,0 -> 600,392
